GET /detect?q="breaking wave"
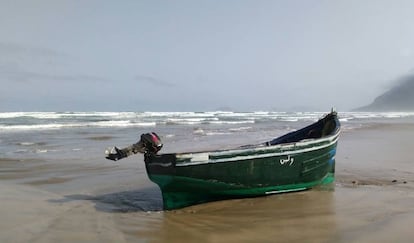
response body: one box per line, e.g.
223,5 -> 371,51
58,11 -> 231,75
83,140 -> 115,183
1,111 -> 414,132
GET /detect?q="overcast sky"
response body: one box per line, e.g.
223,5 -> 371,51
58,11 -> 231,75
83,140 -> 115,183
1,0 -> 414,111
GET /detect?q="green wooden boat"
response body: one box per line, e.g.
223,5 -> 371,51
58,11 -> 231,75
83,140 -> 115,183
106,111 -> 340,210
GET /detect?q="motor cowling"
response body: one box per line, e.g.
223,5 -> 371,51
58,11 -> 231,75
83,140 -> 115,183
140,132 -> 163,154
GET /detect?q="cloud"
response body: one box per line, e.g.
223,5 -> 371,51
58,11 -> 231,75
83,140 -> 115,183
0,42 -> 112,84
0,65 -> 112,84
135,75 -> 176,88
0,42 -> 68,60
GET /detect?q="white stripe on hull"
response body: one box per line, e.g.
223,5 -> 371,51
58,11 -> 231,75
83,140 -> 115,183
265,188 -> 307,195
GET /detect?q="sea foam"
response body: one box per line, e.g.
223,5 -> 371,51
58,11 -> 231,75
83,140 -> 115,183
1,111 -> 414,132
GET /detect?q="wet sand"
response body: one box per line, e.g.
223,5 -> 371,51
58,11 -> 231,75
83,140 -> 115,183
1,123 -> 414,242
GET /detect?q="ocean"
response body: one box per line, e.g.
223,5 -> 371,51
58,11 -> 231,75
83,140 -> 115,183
1,111 -> 414,160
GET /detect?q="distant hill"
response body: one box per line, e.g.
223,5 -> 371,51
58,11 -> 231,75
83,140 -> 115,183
355,75 -> 414,111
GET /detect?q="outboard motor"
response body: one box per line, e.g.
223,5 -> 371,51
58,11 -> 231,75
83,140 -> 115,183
105,132 -> 163,161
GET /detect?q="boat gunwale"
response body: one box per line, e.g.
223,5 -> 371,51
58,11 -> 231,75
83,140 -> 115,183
208,130 -> 340,156
174,131 -> 340,166
172,113 -> 341,158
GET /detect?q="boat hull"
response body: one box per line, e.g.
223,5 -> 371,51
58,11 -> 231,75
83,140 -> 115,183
145,134 -> 339,210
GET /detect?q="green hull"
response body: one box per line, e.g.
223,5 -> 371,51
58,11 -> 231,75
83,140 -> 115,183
146,137 -> 338,210
150,172 -> 335,210
144,112 -> 340,210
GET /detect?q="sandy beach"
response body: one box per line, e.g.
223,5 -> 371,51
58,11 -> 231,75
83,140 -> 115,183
1,122 -> 414,242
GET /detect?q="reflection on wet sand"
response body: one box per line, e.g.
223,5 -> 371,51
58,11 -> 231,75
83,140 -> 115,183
130,190 -> 337,243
